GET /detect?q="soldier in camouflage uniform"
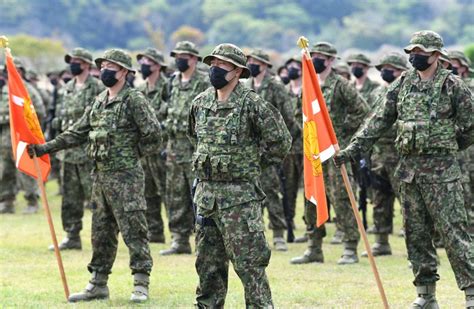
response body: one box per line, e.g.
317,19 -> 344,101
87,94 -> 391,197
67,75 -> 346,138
136,48 -> 169,243
291,42 -> 368,265
245,49 -> 299,251
346,54 -> 380,105
0,59 -> 45,214
160,41 -> 210,255
334,62 -> 351,81
47,48 -> 104,251
29,49 -> 162,303
335,31 -> 474,309
360,52 -> 409,257
189,43 -> 291,309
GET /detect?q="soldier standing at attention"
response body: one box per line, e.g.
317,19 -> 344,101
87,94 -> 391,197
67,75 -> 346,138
49,48 -> 103,250
189,43 -> 291,308
136,48 -> 169,243
28,49 -> 162,303
334,31 -> 474,308
160,41 -> 210,256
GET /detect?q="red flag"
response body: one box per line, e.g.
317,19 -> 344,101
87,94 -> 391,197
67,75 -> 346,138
5,49 -> 50,181
302,51 -> 338,227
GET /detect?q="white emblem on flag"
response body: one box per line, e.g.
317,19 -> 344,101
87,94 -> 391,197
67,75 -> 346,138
15,141 -> 27,168
311,99 -> 320,114
12,95 -> 25,107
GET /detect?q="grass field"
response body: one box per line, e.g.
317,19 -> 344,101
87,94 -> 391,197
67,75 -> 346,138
0,180 -> 466,308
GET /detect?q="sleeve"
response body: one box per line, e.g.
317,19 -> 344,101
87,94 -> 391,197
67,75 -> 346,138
273,82 -> 300,139
130,91 -> 162,150
187,102 -> 198,147
339,81 -> 369,137
453,79 -> 473,149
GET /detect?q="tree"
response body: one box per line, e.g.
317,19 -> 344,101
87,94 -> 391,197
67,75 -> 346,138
171,26 -> 205,46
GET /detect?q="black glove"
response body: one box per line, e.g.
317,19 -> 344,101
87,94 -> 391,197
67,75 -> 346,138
27,144 -> 48,158
333,149 -> 350,168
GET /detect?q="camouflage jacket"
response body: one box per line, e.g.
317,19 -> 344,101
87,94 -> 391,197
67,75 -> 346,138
322,70 -> 369,147
347,65 -> 473,184
0,81 -> 45,152
44,83 -> 162,173
137,74 -> 169,122
287,83 -> 303,155
54,75 -> 104,163
164,70 -> 210,164
353,77 -> 380,107
188,82 -> 292,213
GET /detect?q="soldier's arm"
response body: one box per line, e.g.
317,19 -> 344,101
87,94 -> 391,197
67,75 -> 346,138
452,79 -> 473,149
339,80 -> 369,136
130,91 -> 162,148
273,82 -> 300,138
187,102 -> 198,146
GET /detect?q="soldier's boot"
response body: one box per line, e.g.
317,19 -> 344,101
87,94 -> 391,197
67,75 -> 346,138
22,199 -> 39,214
290,238 -> 324,264
465,287 -> 474,309
68,272 -> 109,302
149,233 -> 165,244
130,273 -> 149,303
159,233 -> 192,255
337,241 -> 359,265
361,234 -> 392,257
366,225 -> 379,234
0,200 -> 15,214
273,229 -> 288,251
293,234 -> 308,243
49,233 -> 82,251
410,285 -> 439,309
330,229 -> 344,245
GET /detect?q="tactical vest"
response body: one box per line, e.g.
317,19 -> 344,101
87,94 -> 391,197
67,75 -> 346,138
87,91 -> 140,171
395,68 -> 457,155
193,88 -> 261,182
60,84 -> 96,132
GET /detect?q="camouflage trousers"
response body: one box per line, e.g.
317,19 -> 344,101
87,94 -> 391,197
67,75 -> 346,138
88,165 -> 153,275
0,146 -> 38,203
280,153 -> 303,226
302,197 -> 327,241
324,161 -> 360,242
401,179 -> 474,290
165,160 -> 194,238
141,154 -> 166,237
59,161 -> 92,235
195,201 -> 273,308
370,150 -> 400,234
261,166 -> 287,231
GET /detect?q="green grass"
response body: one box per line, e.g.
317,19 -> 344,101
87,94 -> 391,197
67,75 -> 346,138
0,181 -> 465,308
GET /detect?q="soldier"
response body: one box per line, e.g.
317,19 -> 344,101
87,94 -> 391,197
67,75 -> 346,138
136,47 -> 169,243
291,42 -> 368,265
189,43 -> 291,309
346,53 -> 380,105
334,30 -> 474,308
48,48 -> 104,251
0,59 -> 45,214
361,52 -> 409,257
334,62 -> 351,81
438,52 -> 452,70
160,41 -> 210,255
277,65 -> 290,85
28,49 -> 162,303
245,49 -> 298,251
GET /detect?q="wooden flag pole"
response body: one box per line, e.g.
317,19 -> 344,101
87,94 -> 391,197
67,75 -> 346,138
33,155 -> 70,300
339,163 -> 389,309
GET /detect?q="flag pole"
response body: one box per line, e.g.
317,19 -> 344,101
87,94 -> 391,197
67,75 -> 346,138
297,36 -> 389,309
33,155 -> 70,300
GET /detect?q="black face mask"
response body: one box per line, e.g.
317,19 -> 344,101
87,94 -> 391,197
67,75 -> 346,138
100,69 -> 119,87
352,67 -> 364,78
280,76 -> 290,85
248,64 -> 261,77
288,67 -> 300,80
141,64 -> 152,79
70,63 -> 83,76
209,66 -> 234,89
381,69 -> 396,83
409,54 -> 432,71
451,67 -> 459,75
62,77 -> 72,84
50,78 -> 58,86
176,58 -> 189,72
0,79 -> 5,88
312,58 -> 326,73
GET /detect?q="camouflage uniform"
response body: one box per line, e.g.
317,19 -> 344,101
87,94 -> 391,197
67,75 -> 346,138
347,53 -> 380,106
291,42 -> 368,265
33,49 -> 162,302
245,49 -> 299,250
0,59 -> 44,214
161,41 -> 210,254
340,31 -> 474,306
51,48 -> 103,248
189,43 -> 292,308
136,48 -> 169,243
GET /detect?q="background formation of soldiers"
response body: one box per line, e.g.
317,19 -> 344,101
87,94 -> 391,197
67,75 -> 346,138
1,29 -> 473,308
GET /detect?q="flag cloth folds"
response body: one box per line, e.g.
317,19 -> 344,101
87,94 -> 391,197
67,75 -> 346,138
5,49 -> 50,181
301,51 -> 338,227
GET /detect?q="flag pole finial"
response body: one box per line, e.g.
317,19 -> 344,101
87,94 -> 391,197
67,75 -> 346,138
297,36 -> 309,49
0,36 -> 9,48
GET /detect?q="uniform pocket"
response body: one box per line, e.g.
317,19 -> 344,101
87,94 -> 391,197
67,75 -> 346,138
246,201 -> 265,233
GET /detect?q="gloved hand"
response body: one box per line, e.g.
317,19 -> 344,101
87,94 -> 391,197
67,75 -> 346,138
27,144 -> 48,158
333,149 -> 350,168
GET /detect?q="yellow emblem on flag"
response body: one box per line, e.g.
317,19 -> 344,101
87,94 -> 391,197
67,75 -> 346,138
304,120 -> 322,176
23,97 -> 44,140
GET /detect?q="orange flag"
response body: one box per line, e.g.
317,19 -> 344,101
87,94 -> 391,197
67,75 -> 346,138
5,49 -> 50,181
302,51 -> 338,227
